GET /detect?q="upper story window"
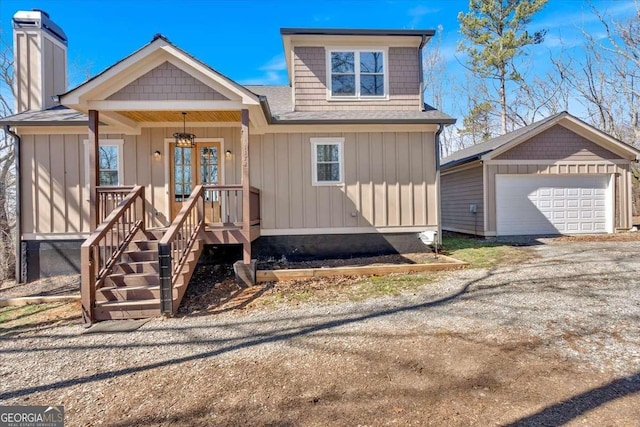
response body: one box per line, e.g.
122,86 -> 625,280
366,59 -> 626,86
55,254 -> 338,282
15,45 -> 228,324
328,49 -> 387,99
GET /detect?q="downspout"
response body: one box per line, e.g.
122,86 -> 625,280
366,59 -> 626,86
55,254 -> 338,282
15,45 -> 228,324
435,123 -> 444,245
4,125 -> 21,283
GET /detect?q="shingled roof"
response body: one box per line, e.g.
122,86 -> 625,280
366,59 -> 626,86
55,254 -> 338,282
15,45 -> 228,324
441,111 -> 639,169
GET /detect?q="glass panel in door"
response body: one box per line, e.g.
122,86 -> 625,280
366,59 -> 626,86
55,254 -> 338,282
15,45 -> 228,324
197,143 -> 222,224
170,141 -> 223,222
171,145 -> 193,219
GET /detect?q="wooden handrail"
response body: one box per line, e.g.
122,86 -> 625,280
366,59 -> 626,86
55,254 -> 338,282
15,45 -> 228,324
97,186 -> 135,192
81,185 -> 145,324
158,185 -> 206,314
84,186 -> 145,246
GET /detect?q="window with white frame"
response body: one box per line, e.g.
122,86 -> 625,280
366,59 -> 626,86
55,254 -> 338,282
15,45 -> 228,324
328,49 -> 386,98
84,139 -> 124,186
311,138 -> 344,185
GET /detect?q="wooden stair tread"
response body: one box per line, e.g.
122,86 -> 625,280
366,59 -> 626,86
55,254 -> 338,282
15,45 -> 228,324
96,299 -> 159,308
100,284 -> 159,291
107,272 -> 158,279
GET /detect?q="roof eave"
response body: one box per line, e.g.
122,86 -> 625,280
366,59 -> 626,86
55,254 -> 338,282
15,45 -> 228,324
280,28 -> 436,37
270,118 -> 457,125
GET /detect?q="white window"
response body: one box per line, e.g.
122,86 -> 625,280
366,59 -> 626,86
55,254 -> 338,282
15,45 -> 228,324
327,49 -> 387,99
84,139 -> 124,186
311,138 -> 344,185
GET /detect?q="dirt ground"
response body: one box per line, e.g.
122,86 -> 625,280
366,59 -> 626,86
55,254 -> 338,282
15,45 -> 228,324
1,238 -> 639,426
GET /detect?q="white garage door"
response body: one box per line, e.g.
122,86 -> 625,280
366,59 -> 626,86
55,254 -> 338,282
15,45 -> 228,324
496,174 -> 613,235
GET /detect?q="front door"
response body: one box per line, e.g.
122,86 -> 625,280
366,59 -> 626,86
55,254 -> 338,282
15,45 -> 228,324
170,141 -> 222,221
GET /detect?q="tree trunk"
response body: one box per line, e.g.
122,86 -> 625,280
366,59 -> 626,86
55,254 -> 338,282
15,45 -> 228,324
500,75 -> 507,134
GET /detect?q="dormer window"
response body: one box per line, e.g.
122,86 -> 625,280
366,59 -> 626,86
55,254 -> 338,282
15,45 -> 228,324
327,49 -> 387,99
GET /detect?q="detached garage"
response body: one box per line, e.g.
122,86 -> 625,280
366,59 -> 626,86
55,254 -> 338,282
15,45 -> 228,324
441,112 -> 640,236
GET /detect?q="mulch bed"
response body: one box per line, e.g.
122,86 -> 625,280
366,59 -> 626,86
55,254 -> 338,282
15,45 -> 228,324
179,252 -> 440,315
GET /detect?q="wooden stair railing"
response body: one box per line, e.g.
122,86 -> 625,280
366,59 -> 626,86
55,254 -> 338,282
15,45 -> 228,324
97,186 -> 135,223
158,185 -> 206,314
81,186 -> 146,324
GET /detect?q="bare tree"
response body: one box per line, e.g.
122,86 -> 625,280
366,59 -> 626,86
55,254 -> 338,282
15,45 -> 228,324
0,41 -> 16,280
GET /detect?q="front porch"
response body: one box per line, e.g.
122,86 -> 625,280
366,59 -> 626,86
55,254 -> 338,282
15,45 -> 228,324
83,179 -> 261,324
82,104 -> 261,324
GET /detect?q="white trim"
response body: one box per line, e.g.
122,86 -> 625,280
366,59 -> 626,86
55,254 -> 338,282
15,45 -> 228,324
86,100 -> 244,111
311,137 -> 345,186
83,139 -> 125,196
627,168 -> 633,228
441,160 -> 483,176
12,123 -> 440,137
442,226 -> 488,236
290,48 -> 296,110
482,163 -> 489,234
262,124 -> 440,134
22,233 -> 90,241
260,225 -> 438,236
15,126 -> 140,135
325,47 -> 389,100
484,159 -> 629,166
608,173 -> 615,233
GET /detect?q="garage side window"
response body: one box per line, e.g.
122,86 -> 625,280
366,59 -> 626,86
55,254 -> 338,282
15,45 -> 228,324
311,137 -> 344,185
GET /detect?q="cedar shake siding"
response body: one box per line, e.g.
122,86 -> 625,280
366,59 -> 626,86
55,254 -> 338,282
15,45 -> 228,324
293,46 -> 421,111
441,165 -> 484,235
495,125 -> 624,161
107,61 -> 230,101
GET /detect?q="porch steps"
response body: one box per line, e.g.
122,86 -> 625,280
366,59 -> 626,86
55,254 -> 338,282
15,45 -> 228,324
94,229 -> 203,321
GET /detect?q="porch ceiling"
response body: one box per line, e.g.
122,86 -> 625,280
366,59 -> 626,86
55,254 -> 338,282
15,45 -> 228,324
117,110 -> 242,122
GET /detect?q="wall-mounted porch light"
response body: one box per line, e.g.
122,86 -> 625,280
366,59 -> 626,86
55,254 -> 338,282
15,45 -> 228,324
153,150 -> 162,160
225,149 -> 232,159
173,112 -> 196,148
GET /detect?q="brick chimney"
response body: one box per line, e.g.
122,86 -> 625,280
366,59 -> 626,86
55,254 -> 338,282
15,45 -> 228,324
12,10 -> 67,113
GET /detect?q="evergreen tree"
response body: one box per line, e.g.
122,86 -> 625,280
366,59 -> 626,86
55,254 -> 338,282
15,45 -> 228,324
458,0 -> 548,134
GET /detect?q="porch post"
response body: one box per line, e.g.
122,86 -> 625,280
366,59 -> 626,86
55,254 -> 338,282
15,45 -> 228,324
88,110 -> 100,231
241,108 -> 251,264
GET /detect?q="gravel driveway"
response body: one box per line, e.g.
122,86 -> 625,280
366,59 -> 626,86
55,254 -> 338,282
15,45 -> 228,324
1,239 -> 639,426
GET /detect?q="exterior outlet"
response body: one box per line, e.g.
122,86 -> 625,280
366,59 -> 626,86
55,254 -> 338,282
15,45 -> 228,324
12,10 -> 68,113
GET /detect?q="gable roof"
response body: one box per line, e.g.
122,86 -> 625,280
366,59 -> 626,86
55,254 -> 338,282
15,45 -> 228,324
2,30 -> 455,127
60,34 -> 260,108
442,112 -> 640,170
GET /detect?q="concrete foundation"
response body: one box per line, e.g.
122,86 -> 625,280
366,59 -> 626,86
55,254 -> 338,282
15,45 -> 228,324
24,240 -> 83,282
251,233 -> 430,262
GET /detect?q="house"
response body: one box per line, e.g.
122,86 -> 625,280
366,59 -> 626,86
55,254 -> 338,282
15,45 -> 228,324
441,112 -> 640,237
0,10 -> 455,323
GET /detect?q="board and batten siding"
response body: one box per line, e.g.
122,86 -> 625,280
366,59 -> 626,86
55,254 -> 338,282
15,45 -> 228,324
293,47 -> 421,111
20,126 -> 244,236
441,164 -> 484,235
250,131 -> 437,233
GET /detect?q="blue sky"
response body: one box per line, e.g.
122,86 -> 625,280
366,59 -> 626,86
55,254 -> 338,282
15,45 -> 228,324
0,1 -> 636,104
